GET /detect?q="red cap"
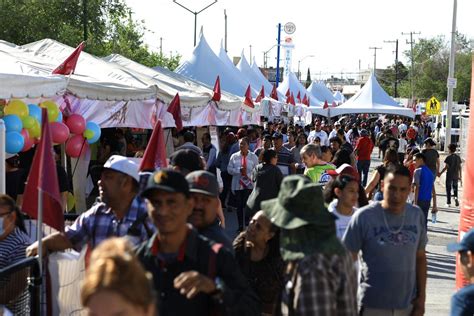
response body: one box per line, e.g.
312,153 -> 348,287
327,163 -> 360,182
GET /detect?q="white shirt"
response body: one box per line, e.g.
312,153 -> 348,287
398,138 -> 408,154
308,130 -> 329,146
328,200 -> 355,239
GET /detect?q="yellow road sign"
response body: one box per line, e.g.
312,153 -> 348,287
426,97 -> 441,115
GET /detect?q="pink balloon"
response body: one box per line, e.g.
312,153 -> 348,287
50,122 -> 70,144
65,114 -> 86,135
66,134 -> 88,158
21,129 -> 34,152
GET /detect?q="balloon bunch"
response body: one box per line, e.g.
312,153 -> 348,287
2,99 -> 101,157
64,114 -> 101,158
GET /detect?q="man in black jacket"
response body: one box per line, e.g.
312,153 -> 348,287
137,169 -> 260,316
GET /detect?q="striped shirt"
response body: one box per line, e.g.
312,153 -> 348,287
0,228 -> 31,315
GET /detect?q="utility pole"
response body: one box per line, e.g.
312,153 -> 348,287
402,31 -> 421,100
369,47 -> 382,76
445,0 -> 458,152
384,39 -> 399,97
224,9 -> 227,52
159,37 -> 163,55
249,45 -> 252,62
276,23 -> 282,87
173,0 -> 218,47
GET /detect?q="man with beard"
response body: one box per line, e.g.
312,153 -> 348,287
186,170 -> 233,253
26,155 -> 152,256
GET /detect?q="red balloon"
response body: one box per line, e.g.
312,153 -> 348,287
66,134 -> 88,158
50,122 -> 70,144
21,129 -> 34,152
65,114 -> 86,135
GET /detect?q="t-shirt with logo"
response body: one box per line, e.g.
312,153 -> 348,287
304,163 -> 335,185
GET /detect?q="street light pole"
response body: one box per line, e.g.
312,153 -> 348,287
445,0 -> 458,152
384,39 -> 399,97
173,0 -> 218,47
369,47 -> 382,75
297,55 -> 315,81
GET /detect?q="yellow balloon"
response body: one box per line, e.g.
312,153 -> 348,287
22,116 -> 35,129
5,99 -> 29,119
28,119 -> 41,138
67,192 -> 76,212
40,100 -> 59,122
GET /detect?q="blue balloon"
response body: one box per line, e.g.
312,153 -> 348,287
6,131 -> 24,154
3,115 -> 23,132
28,104 -> 42,123
85,121 -> 101,144
56,111 -> 63,122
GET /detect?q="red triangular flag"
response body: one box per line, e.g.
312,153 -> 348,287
139,120 -> 168,171
211,76 -> 221,102
331,101 -> 337,108
323,100 -> 329,109
288,92 -> 296,106
302,94 -> 308,106
255,85 -> 265,103
22,109 -> 64,232
270,84 -> 279,101
285,89 -> 291,98
244,85 -> 254,108
52,42 -> 85,75
296,91 -> 301,103
167,93 -> 183,131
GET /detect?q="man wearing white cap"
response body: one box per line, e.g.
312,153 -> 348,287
26,155 -> 153,256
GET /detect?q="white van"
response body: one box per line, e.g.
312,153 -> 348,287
434,110 -> 469,147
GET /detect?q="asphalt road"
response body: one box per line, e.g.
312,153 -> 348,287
223,150 -> 461,315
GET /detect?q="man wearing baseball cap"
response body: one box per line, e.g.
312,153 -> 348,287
27,155 -> 152,257
186,170 -> 233,253
136,169 -> 260,316
448,228 -> 474,315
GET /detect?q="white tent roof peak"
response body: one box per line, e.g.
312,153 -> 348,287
307,81 -> 337,103
175,32 -> 254,97
329,73 -> 415,118
277,72 -> 323,106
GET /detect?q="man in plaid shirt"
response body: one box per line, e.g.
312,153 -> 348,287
262,175 -> 358,316
27,155 -> 152,256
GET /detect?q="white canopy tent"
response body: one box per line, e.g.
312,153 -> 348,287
329,73 -> 415,119
236,52 -> 264,96
333,90 -> 346,103
307,81 -> 337,104
175,33 -> 255,98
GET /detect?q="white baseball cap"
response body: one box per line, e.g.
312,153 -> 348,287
102,155 -> 139,183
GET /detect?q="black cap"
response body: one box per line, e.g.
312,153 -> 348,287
141,169 -> 190,198
186,170 -> 219,197
170,149 -> 202,174
447,229 -> 474,253
272,132 -> 283,139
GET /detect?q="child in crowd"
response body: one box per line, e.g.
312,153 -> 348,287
439,143 -> 462,207
412,153 -> 436,225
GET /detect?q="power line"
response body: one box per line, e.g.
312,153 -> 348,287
402,31 -> 421,99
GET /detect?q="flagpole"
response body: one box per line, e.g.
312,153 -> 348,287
37,188 -> 43,274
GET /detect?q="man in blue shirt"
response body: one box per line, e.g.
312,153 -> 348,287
448,228 -> 474,315
412,153 -> 435,226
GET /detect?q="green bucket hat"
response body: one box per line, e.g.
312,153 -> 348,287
261,175 -> 336,230
261,175 -> 345,261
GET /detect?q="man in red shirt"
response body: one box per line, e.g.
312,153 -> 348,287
354,129 -> 374,187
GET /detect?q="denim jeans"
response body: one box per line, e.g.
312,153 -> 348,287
446,177 -> 459,204
417,200 -> 431,228
357,160 -> 371,187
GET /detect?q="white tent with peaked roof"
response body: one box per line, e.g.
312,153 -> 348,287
175,33 -> 254,98
329,73 -> 415,118
236,52 -> 264,96
307,81 -> 337,104
333,90 -> 346,103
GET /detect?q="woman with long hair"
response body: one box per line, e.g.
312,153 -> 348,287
233,211 -> 284,316
365,148 -> 400,201
81,237 -> 156,316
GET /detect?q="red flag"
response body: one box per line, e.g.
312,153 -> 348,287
285,89 -> 291,98
296,91 -> 301,103
331,101 -> 337,108
167,93 -> 183,131
244,85 -> 254,108
22,109 -> 64,232
302,94 -> 309,106
288,92 -> 296,106
211,76 -> 221,101
323,100 -> 329,109
139,120 -> 168,171
270,84 -> 279,101
255,85 -> 265,103
52,42 -> 85,75
456,56 -> 474,289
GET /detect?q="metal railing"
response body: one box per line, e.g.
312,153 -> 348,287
0,256 -> 41,316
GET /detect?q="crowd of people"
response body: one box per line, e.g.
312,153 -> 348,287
0,114 -> 470,315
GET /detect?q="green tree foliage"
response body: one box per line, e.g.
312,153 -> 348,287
0,0 -> 180,70
379,61 -> 409,97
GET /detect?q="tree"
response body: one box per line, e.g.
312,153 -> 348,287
0,0 -> 180,70
379,61 -> 409,97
